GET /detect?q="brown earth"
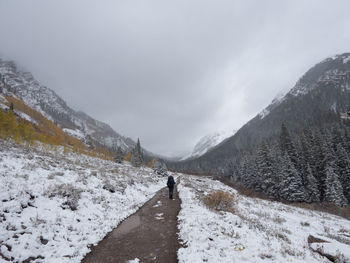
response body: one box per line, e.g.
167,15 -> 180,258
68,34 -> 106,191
82,184 -> 181,263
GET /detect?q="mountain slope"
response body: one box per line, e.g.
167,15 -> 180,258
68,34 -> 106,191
0,59 -> 137,152
171,53 -> 350,174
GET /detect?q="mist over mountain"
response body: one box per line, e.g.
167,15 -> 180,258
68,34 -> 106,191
0,58 -> 140,153
170,53 -> 350,172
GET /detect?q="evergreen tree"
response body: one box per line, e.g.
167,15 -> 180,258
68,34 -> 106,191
335,144 -> 350,202
310,130 -> 327,200
279,123 -> 300,171
278,154 -> 306,202
324,164 -> 348,206
331,125 -> 343,151
131,138 -> 143,167
304,164 -> 320,202
256,141 -> 275,194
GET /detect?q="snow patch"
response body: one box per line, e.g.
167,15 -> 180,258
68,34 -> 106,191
155,213 -> 164,220
177,176 -> 350,263
14,110 -> 38,125
128,259 -> 140,263
0,139 -> 170,263
63,128 -> 85,140
343,55 -> 350,64
258,108 -> 270,119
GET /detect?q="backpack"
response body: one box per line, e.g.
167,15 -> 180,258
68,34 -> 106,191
167,176 -> 175,188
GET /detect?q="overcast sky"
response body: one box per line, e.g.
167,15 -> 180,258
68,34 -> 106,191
0,0 -> 350,156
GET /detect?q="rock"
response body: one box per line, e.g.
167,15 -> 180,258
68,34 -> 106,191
40,236 -> 49,245
103,183 -> 115,193
307,235 -> 328,244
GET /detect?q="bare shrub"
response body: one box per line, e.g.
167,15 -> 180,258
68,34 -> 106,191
253,210 -> 271,220
272,214 -> 286,224
203,190 -> 235,212
46,184 -> 82,211
300,221 -> 310,227
334,252 -> 350,263
275,232 -> 291,244
236,211 -> 267,232
282,228 -> 292,235
326,233 -> 350,245
259,253 -> 273,259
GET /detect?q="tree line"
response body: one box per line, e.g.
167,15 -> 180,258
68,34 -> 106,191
231,123 -> 350,206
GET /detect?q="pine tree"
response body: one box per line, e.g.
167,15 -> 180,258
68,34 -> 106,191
335,144 -> 350,202
256,141 -> 275,194
131,138 -> 143,167
278,154 -> 306,202
279,123 -> 300,171
304,164 -> 320,202
324,164 -> 348,206
310,130 -> 327,200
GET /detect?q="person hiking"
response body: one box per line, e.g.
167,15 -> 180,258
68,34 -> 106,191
167,176 -> 176,199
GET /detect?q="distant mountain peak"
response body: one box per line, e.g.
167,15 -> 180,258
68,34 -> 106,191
259,52 -> 350,119
181,130 -> 236,160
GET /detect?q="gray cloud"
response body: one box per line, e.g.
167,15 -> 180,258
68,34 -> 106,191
1,0 -> 350,156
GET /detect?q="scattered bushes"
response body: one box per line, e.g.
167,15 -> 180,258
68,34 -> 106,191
46,184 -> 82,211
203,190 -> 235,212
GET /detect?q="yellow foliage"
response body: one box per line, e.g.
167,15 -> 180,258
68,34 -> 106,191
148,158 -> 157,168
0,96 -> 117,162
124,152 -> 132,162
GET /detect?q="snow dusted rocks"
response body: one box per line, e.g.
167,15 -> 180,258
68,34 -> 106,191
177,176 -> 350,263
0,140 -> 166,263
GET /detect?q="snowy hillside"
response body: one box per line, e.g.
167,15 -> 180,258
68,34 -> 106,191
178,176 -> 350,263
0,59 -> 136,152
0,139 -> 169,263
259,53 -> 350,119
182,130 -> 236,160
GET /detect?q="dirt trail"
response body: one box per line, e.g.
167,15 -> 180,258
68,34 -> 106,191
82,183 -> 181,263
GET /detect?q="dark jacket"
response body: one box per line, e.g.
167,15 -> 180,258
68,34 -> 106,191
167,176 -> 176,188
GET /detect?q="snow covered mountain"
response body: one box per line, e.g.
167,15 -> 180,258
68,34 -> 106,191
172,52 -> 350,175
258,53 -> 350,119
0,59 -> 137,152
181,130 -> 236,160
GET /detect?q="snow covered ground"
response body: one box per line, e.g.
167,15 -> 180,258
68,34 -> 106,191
177,176 -> 350,263
0,140 -> 168,263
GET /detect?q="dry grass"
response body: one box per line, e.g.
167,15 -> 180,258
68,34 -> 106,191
272,214 -> 286,224
220,178 -> 350,220
293,202 -> 350,221
203,190 -> 235,212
